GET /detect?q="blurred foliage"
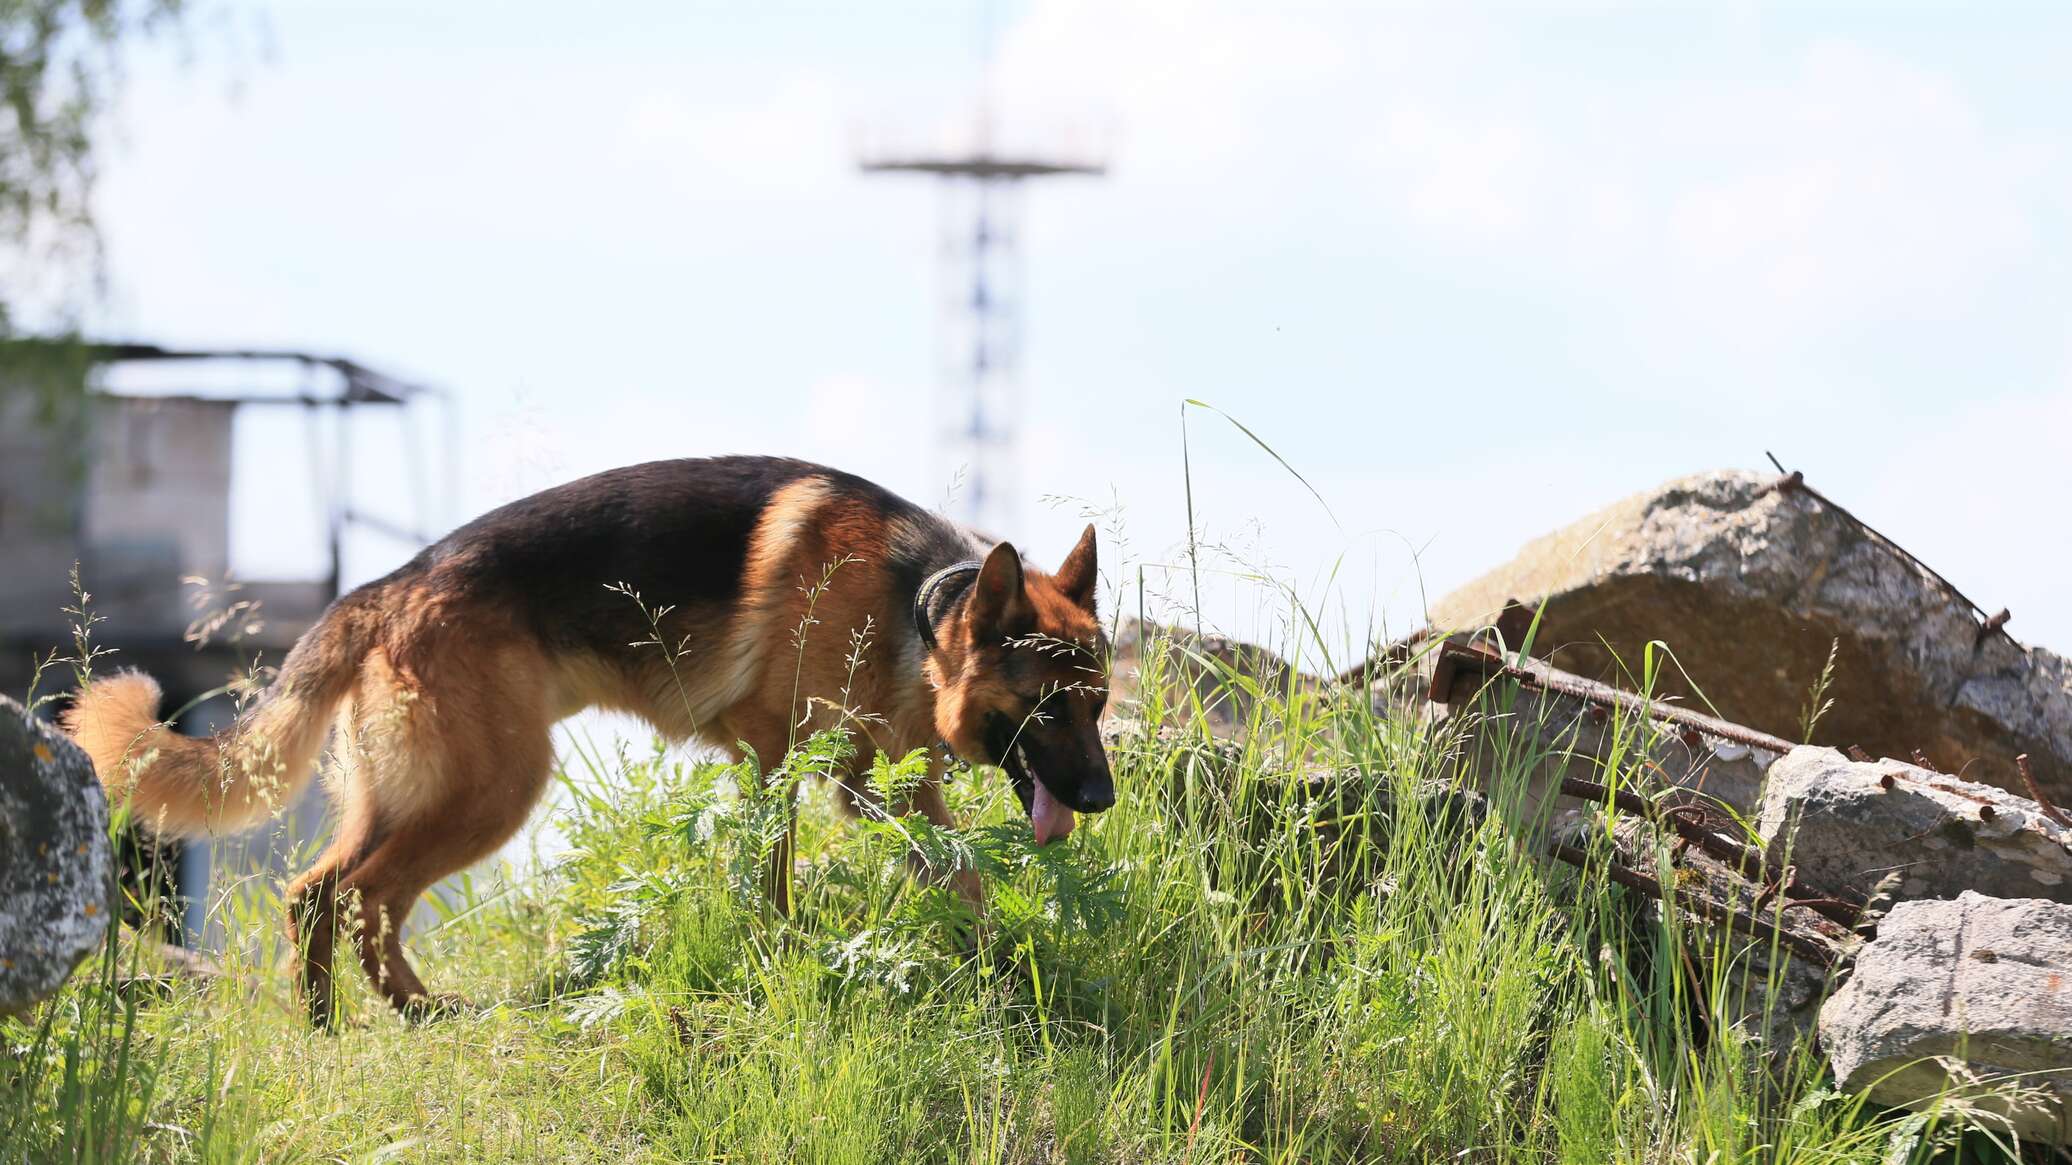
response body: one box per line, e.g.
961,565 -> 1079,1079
0,335 -> 95,515
0,334 -> 94,407
0,0 -> 185,330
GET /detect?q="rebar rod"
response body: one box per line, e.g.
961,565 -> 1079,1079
1547,842 -> 1837,966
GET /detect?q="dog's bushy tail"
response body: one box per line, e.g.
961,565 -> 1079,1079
64,598 -> 377,837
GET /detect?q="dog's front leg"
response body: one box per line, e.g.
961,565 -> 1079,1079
730,732 -> 798,918
903,778 -> 984,918
764,779 -> 798,919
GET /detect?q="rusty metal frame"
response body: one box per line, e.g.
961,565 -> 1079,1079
2018,754 -> 2072,829
83,342 -> 436,404
1554,776 -> 1863,927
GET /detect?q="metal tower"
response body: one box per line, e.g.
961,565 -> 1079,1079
861,125 -> 1102,534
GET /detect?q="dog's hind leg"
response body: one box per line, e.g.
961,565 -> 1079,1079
332,650 -> 557,1021
335,747 -> 550,1019
285,707 -> 386,1029
335,826 -> 461,1019
285,823 -> 375,1030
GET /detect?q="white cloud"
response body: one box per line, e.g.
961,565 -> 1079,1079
995,0 -> 1358,169
986,6 -> 2058,352
799,373 -> 910,469
1856,389 -> 2072,648
1654,42 -> 2052,334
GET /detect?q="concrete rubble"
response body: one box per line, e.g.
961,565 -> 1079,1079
1143,565 -> 2072,1140
1759,746 -> 2072,908
1821,892 -> 2072,1144
1565,813 -> 1851,1056
1430,469 -> 2072,805
1108,618 -> 1317,739
0,694 -> 112,1016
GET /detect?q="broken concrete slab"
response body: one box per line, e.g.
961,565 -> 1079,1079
0,694 -> 112,1016
1821,892 -> 2072,1144
1108,619 -> 1321,740
1430,469 -> 2072,803
1757,747 -> 2072,906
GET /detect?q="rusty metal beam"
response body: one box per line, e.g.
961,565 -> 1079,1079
1333,599 -> 1536,690
1331,626 -> 1435,688
1426,638 -> 1799,755
75,341 -> 438,404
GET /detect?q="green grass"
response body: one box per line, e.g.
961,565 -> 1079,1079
0,619 -> 2011,1164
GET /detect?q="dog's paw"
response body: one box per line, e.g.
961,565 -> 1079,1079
399,992 -> 477,1025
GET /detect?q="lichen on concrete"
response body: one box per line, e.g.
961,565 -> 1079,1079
0,693 -> 113,1016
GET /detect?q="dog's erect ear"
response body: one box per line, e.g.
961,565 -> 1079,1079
1054,524 -> 1098,614
969,541 -> 1031,641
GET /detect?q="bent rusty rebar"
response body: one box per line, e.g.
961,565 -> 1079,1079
1428,640 -> 1798,755
2017,754 -> 2072,830
1555,776 -> 1862,927
1762,452 -> 2017,652
1547,842 -> 1838,967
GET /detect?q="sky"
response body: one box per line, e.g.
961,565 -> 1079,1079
65,0 -> 2072,666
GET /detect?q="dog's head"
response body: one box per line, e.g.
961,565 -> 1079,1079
932,525 -> 1114,845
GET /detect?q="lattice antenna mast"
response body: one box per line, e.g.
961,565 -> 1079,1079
859,64 -> 1102,535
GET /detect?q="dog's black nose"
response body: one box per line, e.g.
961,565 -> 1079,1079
1077,775 -> 1116,813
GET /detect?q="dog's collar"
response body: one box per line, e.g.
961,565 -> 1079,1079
912,560 -> 985,653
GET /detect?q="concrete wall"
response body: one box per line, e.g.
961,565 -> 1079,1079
81,395 -> 235,634
1,393 -> 237,648
0,389 -> 83,642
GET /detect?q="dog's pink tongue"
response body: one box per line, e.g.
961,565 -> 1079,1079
1030,781 -> 1076,846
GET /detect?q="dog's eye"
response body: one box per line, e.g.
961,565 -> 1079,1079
1034,684 -> 1086,723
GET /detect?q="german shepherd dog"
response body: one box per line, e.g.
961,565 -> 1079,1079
65,456 -> 1116,1027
